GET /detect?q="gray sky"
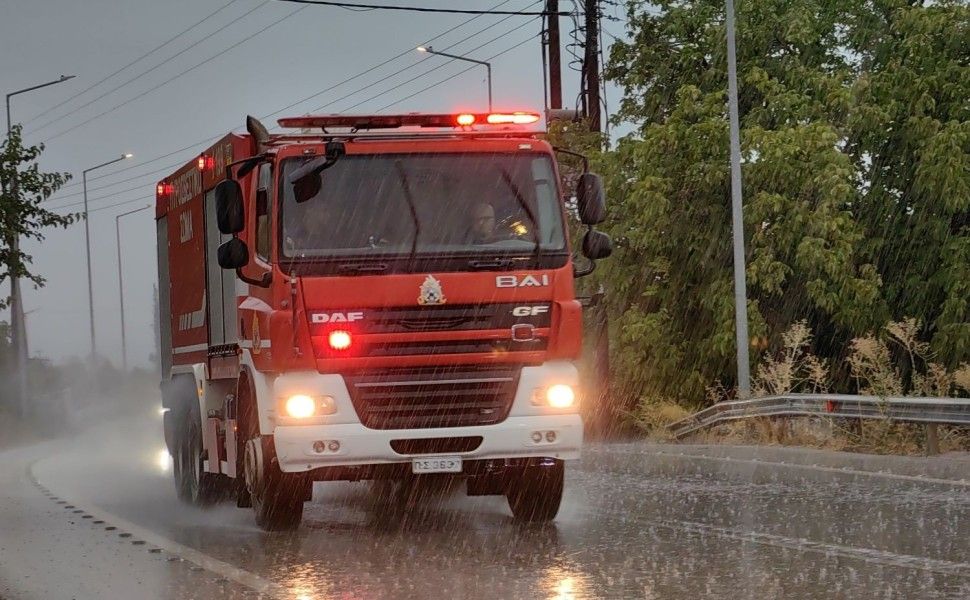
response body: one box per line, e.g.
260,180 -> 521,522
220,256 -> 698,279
1,0 -> 626,368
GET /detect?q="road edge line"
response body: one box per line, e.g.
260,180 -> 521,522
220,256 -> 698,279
28,460 -> 285,599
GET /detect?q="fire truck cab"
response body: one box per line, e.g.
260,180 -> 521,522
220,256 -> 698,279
156,111 -> 611,530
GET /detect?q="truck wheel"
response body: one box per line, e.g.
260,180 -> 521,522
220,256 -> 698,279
244,436 -> 306,531
173,407 -> 224,505
506,460 -> 564,522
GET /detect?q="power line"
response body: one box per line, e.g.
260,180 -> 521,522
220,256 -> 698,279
41,3 -> 308,143
378,32 -> 540,111
46,160 -> 186,201
273,0 -> 566,15
46,0 -> 528,199
30,1 -> 267,135
52,195 -> 155,216
52,10 -> 532,209
23,0 -> 244,127
263,0 -> 522,120
342,16 -> 541,113
47,180 -> 158,210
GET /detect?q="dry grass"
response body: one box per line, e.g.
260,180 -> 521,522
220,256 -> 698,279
629,398 -> 691,441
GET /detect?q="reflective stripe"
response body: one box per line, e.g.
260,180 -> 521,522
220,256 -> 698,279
172,343 -> 208,355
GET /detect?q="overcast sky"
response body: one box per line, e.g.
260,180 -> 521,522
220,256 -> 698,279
1,0 -> 627,369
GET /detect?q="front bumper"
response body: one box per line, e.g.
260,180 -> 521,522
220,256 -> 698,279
274,413 -> 583,473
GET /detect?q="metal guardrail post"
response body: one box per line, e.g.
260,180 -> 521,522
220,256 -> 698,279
925,423 -> 940,456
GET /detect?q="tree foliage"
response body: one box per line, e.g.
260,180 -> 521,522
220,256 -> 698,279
0,125 -> 75,309
591,0 -> 969,403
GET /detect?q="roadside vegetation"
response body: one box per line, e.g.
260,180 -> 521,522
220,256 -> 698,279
557,0 -> 968,451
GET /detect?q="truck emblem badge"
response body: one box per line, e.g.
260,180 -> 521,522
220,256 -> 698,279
418,275 -> 446,305
251,313 -> 261,355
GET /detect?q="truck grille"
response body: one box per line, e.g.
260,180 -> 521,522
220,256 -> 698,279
344,365 -> 520,430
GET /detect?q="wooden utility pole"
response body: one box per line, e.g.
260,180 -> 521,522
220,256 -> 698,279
546,0 -> 562,109
583,0 -> 601,132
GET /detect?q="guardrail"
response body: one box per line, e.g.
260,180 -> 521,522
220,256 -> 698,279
668,394 -> 970,452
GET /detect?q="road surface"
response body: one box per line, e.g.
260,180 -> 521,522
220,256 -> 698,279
2,407 -> 969,599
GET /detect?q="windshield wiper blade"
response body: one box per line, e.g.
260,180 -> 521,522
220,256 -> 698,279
394,160 -> 421,268
336,262 -> 389,274
468,258 -> 516,270
499,168 -> 541,258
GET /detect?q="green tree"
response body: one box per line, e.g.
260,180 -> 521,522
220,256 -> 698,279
0,124 -> 75,309
596,0 -> 968,404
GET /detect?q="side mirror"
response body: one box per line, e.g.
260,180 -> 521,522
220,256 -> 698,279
217,238 -> 249,269
582,229 -> 613,260
576,173 -> 606,225
215,179 -> 245,234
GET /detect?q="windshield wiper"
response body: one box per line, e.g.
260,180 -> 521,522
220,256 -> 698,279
336,262 -> 389,274
394,160 -> 421,268
467,258 -> 517,270
499,168 -> 541,259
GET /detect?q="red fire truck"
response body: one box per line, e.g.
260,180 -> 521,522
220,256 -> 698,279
156,110 -> 611,530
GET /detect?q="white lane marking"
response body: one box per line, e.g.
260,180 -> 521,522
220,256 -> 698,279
28,462 -> 285,599
650,517 -> 970,578
602,446 -> 970,487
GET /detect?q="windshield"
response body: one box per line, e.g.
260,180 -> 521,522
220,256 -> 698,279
280,153 -> 565,260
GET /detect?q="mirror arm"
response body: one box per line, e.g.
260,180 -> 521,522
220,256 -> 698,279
236,268 -> 272,288
552,147 -> 590,173
573,257 -> 597,278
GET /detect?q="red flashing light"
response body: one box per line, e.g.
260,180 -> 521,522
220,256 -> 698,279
156,182 -> 174,198
197,154 -> 215,171
486,112 -> 540,125
328,330 -> 352,351
278,110 -> 542,131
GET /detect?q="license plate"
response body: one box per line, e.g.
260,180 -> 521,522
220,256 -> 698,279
412,456 -> 462,474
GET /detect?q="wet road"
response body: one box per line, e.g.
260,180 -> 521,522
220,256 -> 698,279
3,410 -> 970,599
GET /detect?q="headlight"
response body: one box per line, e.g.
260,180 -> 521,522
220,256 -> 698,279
282,394 -> 336,418
532,384 -> 577,409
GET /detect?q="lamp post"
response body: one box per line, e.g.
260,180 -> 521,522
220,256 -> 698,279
417,46 -> 492,111
4,74 -> 75,416
115,205 -> 151,372
82,153 -> 133,360
725,0 -> 751,397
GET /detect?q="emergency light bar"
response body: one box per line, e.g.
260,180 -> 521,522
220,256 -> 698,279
277,111 -> 540,131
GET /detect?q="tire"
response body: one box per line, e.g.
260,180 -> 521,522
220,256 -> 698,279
173,407 -> 225,506
506,460 -> 564,522
244,436 -> 306,531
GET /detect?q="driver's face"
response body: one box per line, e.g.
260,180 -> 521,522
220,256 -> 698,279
472,204 -> 495,239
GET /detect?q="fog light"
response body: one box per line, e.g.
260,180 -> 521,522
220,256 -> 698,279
285,394 -> 316,418
328,440 -> 340,452
312,440 -> 326,453
546,430 -> 557,442
546,384 -> 575,408
531,431 -> 543,443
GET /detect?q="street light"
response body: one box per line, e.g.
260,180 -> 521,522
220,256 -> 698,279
417,46 -> 492,111
115,204 -> 151,372
4,74 -> 76,417
82,153 -> 133,360
725,0 -> 751,397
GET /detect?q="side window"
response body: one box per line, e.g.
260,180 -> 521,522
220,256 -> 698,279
255,163 -> 272,261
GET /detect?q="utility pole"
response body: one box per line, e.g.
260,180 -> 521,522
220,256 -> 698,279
115,205 -> 151,372
726,0 -> 751,397
4,75 -> 75,417
583,0 -> 601,132
546,0 -> 562,110
82,154 -> 133,361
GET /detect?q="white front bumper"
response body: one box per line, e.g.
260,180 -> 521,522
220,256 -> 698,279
266,361 -> 583,473
274,413 -> 582,472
